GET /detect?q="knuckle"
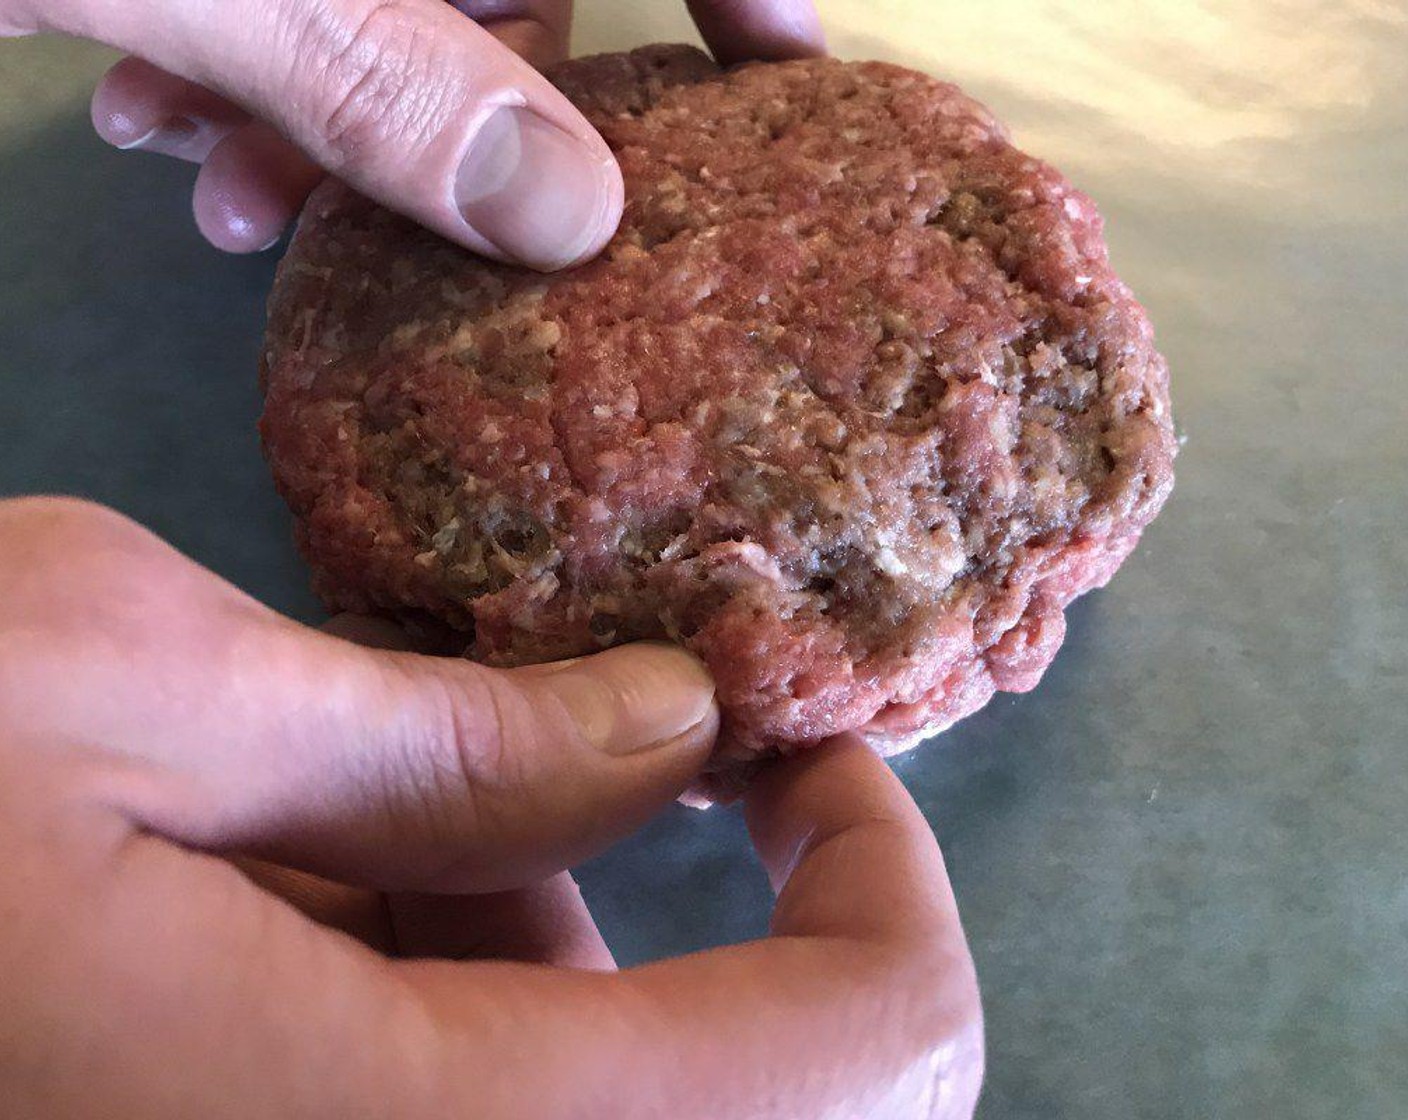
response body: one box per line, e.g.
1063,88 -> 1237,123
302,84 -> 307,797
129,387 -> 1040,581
844,932 -> 983,1117
297,0 -> 439,168
0,496 -> 141,574
817,940 -> 985,1118
0,497 -> 185,645
911,953 -> 985,1117
0,497 -> 150,711
445,668 -> 534,803
396,665 -> 525,844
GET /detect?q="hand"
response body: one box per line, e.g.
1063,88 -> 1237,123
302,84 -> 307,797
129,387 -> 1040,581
0,497 -> 983,1119
0,0 -> 825,267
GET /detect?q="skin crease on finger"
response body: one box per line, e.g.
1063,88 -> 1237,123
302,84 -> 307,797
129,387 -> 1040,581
0,498 -> 720,893
254,611 -> 620,971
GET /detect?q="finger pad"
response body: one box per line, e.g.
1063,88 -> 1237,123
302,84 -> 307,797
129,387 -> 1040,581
195,129 -> 325,253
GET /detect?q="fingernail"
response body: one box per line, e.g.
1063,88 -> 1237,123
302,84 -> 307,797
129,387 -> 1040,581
514,655 -> 586,676
455,105 -> 619,271
539,643 -> 716,756
117,116 -> 199,156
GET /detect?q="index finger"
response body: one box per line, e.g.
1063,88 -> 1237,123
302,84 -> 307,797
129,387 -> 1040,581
686,0 -> 827,64
631,738 -> 984,1117
450,1 -> 573,69
399,737 -> 984,1118
747,735 -> 967,945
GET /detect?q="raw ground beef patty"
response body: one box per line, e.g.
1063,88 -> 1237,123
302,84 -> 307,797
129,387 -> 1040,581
261,44 -> 1176,766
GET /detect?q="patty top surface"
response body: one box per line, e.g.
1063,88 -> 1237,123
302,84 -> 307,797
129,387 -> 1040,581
261,44 -> 1176,758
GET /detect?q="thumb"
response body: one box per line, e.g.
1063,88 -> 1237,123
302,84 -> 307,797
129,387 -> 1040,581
279,639 -> 720,892
0,500 -> 714,894
38,0 -> 623,270
143,635 -> 719,893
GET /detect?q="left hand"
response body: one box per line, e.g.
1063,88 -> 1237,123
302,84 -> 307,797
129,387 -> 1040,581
0,0 -> 826,264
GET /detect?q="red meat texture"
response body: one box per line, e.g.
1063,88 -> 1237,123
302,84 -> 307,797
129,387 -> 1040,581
261,45 -> 1176,773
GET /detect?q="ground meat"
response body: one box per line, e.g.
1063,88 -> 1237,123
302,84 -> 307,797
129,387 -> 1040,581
260,44 -> 1176,769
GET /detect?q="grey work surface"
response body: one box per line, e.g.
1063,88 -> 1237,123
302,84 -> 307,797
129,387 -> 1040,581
1,5 -> 1405,1118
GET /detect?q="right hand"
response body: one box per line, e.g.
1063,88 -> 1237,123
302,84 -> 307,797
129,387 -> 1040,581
0,496 -> 984,1118
0,1 -> 826,267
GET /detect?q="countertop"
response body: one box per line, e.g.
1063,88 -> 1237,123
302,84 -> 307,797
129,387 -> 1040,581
2,3 -> 1405,1116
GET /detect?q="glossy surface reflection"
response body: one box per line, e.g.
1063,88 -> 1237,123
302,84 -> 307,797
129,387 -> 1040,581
2,3 -> 1405,1116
